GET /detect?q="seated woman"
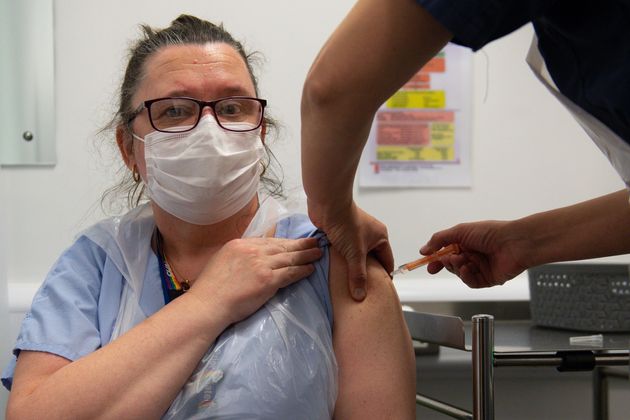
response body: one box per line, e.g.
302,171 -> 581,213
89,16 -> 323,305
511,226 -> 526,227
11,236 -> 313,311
2,15 -> 415,419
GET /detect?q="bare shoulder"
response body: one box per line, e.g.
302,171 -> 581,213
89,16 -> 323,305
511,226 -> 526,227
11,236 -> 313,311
327,247 -> 416,420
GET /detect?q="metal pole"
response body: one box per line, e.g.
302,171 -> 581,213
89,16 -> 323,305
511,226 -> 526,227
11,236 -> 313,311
472,314 -> 494,420
593,367 -> 608,420
416,393 -> 473,420
494,352 -> 629,367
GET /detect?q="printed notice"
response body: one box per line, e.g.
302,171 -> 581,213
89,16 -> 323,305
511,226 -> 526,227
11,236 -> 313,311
359,44 -> 472,188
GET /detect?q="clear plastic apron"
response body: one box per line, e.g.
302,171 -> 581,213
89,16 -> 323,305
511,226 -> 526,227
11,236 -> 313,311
84,195 -> 337,419
526,35 -> 630,193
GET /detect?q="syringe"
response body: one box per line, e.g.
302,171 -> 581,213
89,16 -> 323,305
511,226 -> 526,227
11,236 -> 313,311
390,244 -> 461,276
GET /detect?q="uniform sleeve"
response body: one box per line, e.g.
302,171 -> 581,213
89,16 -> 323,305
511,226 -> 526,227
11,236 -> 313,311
2,235 -> 123,390
275,215 -> 333,326
416,0 -> 555,51
306,233 -> 333,327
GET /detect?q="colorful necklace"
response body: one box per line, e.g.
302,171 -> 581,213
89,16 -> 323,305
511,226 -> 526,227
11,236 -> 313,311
155,229 -> 190,303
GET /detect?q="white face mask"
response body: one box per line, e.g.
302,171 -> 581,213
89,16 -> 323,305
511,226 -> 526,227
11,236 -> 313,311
133,115 -> 264,225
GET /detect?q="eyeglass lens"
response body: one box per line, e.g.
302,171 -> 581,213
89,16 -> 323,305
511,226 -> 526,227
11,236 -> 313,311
149,98 -> 263,132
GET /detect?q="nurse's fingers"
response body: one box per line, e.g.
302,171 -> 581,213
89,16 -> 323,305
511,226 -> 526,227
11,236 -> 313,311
426,260 -> 445,274
420,226 -> 460,256
372,239 -> 394,278
436,253 -> 463,275
459,264 -> 486,288
459,253 -> 494,288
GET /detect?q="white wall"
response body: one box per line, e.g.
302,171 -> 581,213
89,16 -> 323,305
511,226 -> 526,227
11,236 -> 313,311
2,0 -> 628,307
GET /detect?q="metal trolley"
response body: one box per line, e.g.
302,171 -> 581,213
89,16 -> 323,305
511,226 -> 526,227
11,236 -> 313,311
404,311 -> 630,420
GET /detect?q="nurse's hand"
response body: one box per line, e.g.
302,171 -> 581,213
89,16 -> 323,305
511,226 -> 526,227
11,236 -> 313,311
189,237 -> 323,325
421,220 -> 531,288
308,200 -> 394,301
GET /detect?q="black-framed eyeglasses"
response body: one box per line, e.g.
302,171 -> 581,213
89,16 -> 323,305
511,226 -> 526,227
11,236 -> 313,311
126,96 -> 267,133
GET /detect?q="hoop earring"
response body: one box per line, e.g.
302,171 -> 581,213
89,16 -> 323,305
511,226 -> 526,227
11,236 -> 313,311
132,165 -> 141,183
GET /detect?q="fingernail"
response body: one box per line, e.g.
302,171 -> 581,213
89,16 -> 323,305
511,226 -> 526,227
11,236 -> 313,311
353,288 -> 366,300
419,245 -> 429,254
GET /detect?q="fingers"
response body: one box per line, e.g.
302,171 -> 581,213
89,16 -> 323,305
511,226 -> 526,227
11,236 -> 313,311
372,239 -> 394,277
259,237 -> 320,255
273,264 -> 316,289
426,261 -> 444,275
439,252 -> 492,288
304,201 -> 390,301
347,255 -> 368,301
268,246 -> 323,269
461,271 -> 497,288
255,238 -> 323,287
420,226 -> 459,255
349,211 -> 389,299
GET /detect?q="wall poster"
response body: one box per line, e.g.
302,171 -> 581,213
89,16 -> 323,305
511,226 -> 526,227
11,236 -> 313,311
359,43 -> 473,188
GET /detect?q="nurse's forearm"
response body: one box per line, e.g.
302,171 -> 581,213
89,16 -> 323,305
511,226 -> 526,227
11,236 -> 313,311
301,0 -> 452,221
517,189 -> 630,267
8,293 -> 230,419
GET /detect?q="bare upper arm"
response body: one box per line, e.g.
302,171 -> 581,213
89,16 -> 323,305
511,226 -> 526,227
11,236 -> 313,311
328,248 -> 416,419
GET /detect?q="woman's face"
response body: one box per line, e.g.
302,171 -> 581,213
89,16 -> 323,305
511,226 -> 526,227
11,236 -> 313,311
126,42 -> 257,180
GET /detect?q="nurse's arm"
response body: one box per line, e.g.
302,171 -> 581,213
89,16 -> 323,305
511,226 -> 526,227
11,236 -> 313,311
301,0 -> 452,222
519,189 -> 630,266
329,249 -> 416,419
423,190 -> 630,288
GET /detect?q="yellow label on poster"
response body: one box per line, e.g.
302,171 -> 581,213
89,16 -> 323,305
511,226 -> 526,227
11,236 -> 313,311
376,146 -> 454,161
430,123 -> 455,146
386,90 -> 446,109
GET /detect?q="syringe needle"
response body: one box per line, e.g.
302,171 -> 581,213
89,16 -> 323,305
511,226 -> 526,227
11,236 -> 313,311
390,267 -> 408,277
390,244 -> 460,277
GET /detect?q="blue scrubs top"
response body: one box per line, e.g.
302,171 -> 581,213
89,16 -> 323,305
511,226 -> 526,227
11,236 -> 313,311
416,0 -> 630,144
1,214 -> 333,396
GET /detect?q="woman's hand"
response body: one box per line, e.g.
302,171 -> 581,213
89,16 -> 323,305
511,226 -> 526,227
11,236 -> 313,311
309,200 -> 394,301
189,237 -> 323,325
421,220 -> 531,288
